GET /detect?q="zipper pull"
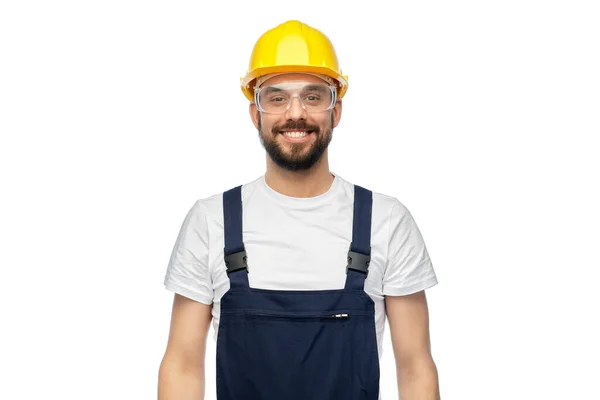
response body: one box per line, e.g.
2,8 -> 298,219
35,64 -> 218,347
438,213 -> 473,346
329,313 -> 349,318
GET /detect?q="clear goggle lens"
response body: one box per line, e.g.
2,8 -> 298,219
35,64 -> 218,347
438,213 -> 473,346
254,82 -> 336,114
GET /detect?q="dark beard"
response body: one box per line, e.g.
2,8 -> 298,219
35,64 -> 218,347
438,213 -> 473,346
258,115 -> 334,171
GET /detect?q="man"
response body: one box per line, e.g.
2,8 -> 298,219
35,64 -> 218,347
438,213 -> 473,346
158,20 -> 440,400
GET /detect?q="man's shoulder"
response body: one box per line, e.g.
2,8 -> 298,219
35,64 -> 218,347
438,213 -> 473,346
191,176 -> 264,216
346,179 -> 405,213
372,189 -> 404,210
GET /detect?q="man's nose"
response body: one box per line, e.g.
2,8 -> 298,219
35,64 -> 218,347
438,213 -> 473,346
285,96 -> 307,120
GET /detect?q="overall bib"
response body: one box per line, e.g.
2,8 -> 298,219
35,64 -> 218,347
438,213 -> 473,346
216,184 -> 380,400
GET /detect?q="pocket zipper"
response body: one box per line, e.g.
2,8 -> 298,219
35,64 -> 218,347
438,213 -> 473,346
250,312 -> 349,319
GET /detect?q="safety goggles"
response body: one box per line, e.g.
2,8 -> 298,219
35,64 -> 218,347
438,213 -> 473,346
254,81 -> 337,114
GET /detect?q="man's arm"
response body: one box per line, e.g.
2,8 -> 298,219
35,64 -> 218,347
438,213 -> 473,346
158,294 -> 213,400
386,290 -> 440,400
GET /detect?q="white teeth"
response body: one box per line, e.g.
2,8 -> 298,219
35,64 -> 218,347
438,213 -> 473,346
282,131 -> 308,138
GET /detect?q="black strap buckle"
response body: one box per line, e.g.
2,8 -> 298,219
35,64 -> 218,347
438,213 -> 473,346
346,248 -> 370,276
224,250 -> 248,274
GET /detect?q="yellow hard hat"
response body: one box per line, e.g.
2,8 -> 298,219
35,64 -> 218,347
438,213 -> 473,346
240,20 -> 348,101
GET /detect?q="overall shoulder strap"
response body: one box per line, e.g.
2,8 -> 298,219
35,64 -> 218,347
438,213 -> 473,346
223,185 -> 250,289
344,184 -> 373,290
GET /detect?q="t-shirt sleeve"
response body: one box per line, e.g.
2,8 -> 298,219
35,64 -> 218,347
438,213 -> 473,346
382,199 -> 438,296
163,199 -> 214,305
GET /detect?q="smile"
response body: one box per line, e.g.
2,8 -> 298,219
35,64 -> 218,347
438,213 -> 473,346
279,130 -> 313,142
280,130 -> 313,138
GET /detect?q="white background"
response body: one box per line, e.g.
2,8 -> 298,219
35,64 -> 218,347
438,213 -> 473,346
1,0 -> 599,399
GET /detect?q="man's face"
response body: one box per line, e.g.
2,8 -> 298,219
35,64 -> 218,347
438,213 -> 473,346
250,73 -> 342,171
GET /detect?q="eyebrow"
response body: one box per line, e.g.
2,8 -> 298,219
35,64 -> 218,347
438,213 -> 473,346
263,86 -> 284,95
302,85 -> 328,93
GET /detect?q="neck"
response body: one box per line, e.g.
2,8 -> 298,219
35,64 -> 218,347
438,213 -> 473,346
264,154 -> 335,198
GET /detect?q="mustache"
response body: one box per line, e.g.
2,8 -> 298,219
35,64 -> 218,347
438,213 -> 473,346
271,121 -> 320,135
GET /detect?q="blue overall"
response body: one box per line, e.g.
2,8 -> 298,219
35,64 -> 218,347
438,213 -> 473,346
216,184 -> 380,400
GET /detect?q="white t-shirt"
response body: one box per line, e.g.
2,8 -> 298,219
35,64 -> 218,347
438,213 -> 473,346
163,171 -> 438,362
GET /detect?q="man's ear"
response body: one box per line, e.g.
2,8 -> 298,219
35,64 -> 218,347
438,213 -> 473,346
332,98 -> 342,128
249,102 -> 260,129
